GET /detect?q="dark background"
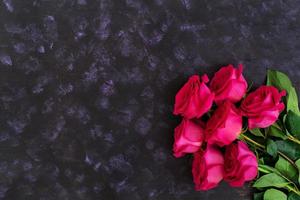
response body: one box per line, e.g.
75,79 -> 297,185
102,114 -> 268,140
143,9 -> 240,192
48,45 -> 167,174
0,0 -> 300,199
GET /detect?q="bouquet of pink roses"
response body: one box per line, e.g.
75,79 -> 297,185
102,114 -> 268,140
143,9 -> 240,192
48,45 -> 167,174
173,65 -> 300,200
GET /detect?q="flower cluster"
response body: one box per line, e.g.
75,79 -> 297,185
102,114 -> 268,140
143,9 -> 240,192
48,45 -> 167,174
173,64 -> 286,190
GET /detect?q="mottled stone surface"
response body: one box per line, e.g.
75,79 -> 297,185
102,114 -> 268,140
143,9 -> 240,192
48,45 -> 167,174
1,0 -> 300,199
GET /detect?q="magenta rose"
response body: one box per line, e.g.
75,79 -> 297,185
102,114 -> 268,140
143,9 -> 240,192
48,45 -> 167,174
241,85 -> 286,129
192,144 -> 224,191
173,118 -> 205,158
173,74 -> 214,119
224,141 -> 258,187
210,64 -> 248,104
206,101 -> 242,146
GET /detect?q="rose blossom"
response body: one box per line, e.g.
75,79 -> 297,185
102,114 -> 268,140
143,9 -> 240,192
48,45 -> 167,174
224,141 -> 258,187
210,64 -> 248,104
206,101 -> 242,146
173,118 -> 205,158
192,144 -> 224,191
241,85 -> 286,129
173,74 -> 214,119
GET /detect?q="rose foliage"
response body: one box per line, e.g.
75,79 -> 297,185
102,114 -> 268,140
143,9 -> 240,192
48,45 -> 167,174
173,66 -> 300,200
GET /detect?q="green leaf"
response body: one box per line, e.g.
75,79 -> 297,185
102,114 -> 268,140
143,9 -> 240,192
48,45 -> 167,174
288,192 -> 300,200
267,139 -> 278,158
267,70 -> 293,89
285,110 -> 300,138
295,159 -> 300,185
276,140 -> 300,160
253,173 -> 289,188
254,192 -> 264,200
287,87 -> 300,114
268,124 -> 287,139
259,158 -> 265,165
250,128 -> 265,137
259,164 -> 279,174
275,156 -> 298,181
267,69 -> 299,114
264,189 -> 287,200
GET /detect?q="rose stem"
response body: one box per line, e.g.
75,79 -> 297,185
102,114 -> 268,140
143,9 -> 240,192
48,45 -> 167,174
241,134 -> 297,168
257,162 -> 300,195
287,135 -> 300,145
286,185 -> 300,196
258,164 -> 300,195
240,134 -> 265,149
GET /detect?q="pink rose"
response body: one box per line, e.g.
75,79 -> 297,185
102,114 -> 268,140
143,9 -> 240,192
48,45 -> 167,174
206,101 -> 242,146
173,119 -> 205,158
241,86 -> 286,129
192,144 -> 224,191
173,74 -> 214,119
224,141 -> 258,187
210,64 -> 248,104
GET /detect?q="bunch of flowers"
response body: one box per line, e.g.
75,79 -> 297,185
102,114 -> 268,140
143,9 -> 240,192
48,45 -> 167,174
173,65 -> 300,199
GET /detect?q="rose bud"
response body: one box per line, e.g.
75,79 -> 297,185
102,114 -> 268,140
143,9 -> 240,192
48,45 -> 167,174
192,144 -> 224,191
224,141 -> 258,187
206,101 -> 242,147
210,64 -> 248,104
173,74 -> 214,119
173,118 -> 205,158
241,85 -> 286,129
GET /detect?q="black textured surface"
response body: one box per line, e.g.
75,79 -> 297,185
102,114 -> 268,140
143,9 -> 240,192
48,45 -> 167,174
1,0 -> 300,199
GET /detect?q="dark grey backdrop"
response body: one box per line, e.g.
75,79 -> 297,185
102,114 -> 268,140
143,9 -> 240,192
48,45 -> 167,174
1,0 -> 300,199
